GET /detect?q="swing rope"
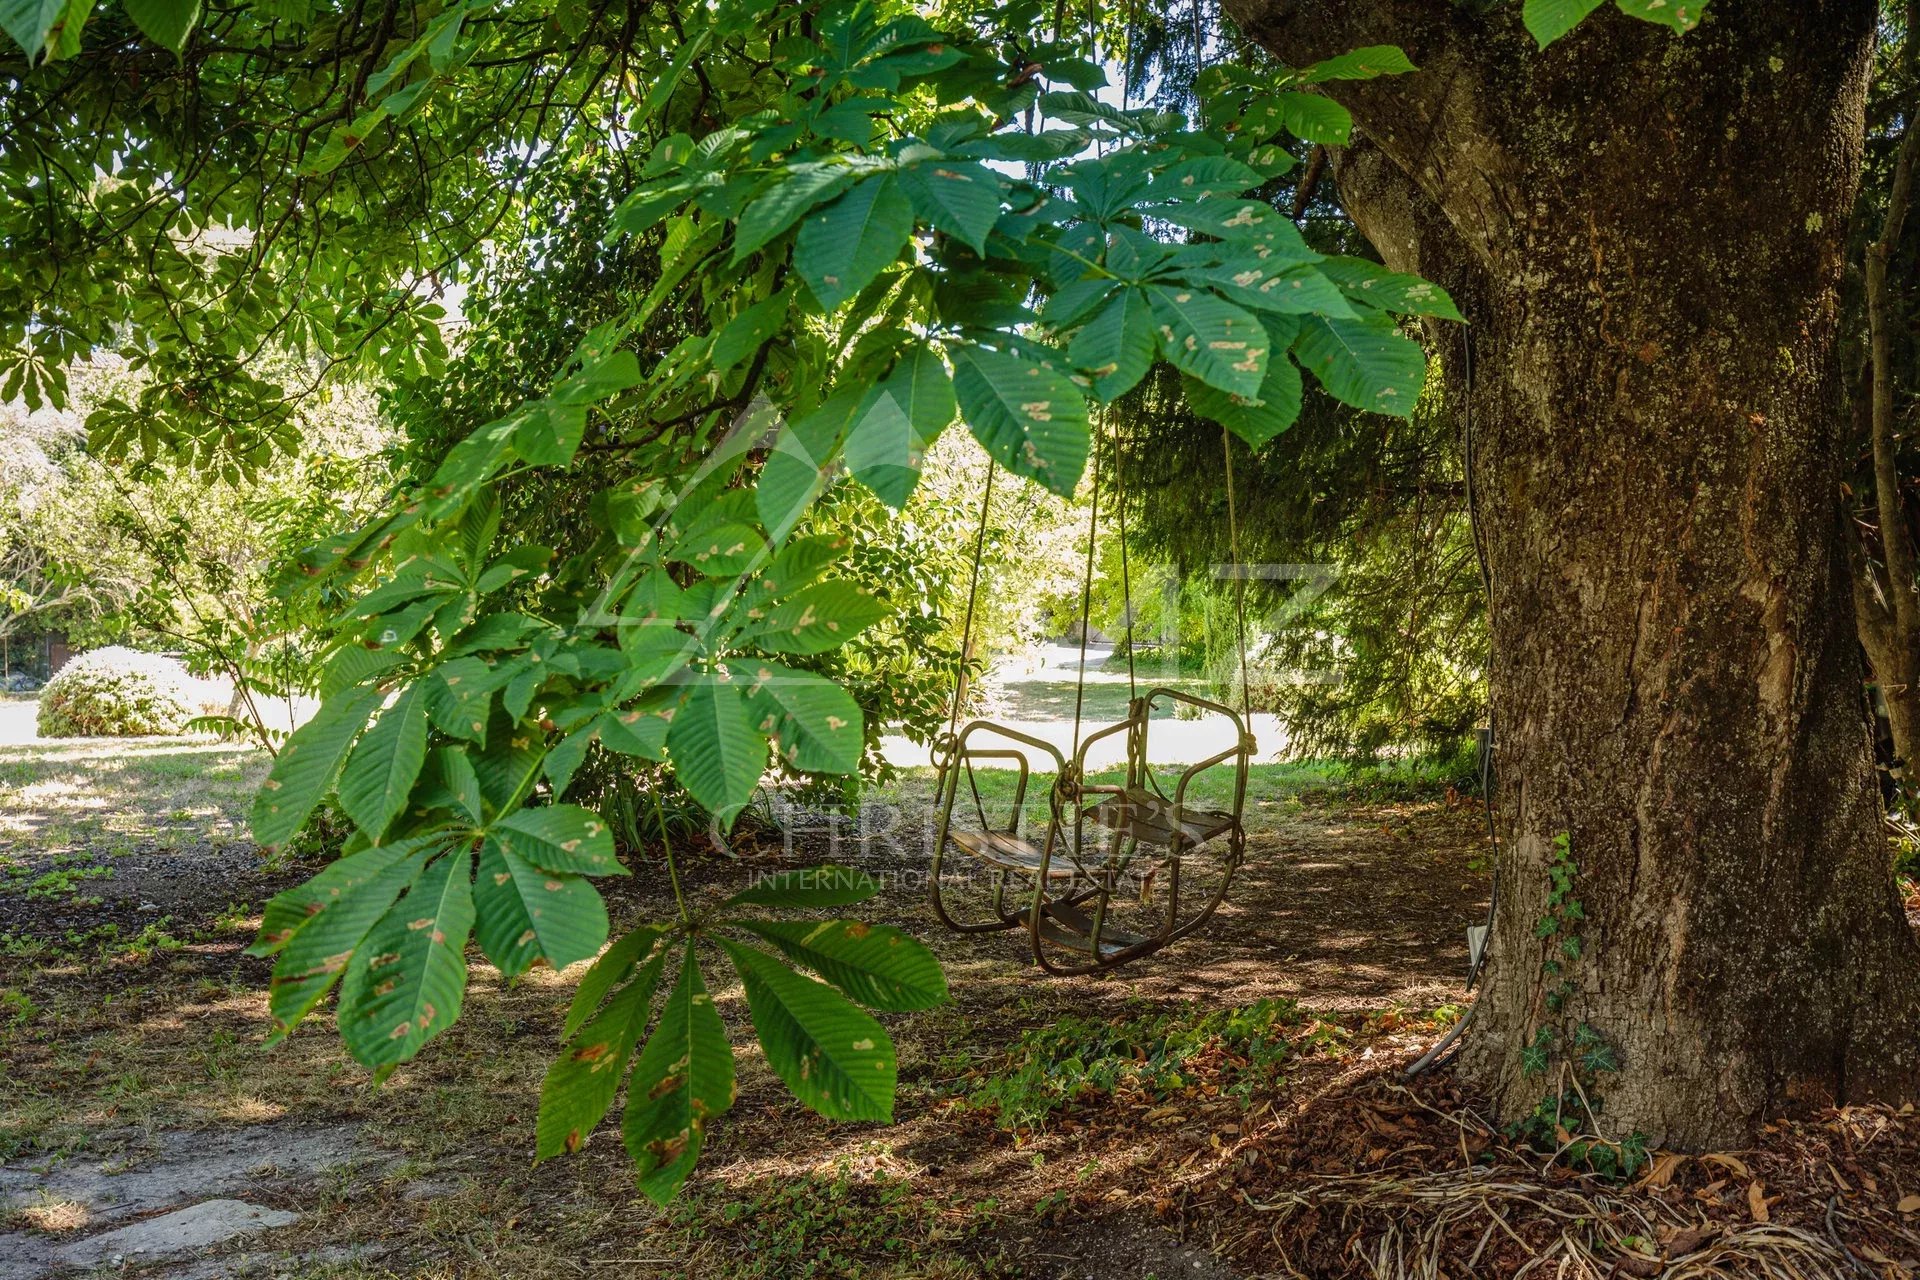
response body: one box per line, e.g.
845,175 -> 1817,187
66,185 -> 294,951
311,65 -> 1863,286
1068,434 -> 1104,767
1221,426 -> 1252,726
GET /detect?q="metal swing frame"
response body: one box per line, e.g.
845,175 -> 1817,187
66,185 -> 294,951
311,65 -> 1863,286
926,426 -> 1258,973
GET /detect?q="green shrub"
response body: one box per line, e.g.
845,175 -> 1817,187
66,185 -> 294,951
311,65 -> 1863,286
36,647 -> 204,737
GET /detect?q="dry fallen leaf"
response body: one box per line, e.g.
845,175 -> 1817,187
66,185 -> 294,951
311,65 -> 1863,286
1665,1225 -> 1720,1257
1639,1152 -> 1685,1191
1897,1194 -> 1920,1215
1704,1152 -> 1751,1179
1747,1180 -> 1771,1224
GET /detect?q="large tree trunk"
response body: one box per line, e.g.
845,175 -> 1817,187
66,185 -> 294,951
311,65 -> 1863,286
1228,0 -> 1920,1147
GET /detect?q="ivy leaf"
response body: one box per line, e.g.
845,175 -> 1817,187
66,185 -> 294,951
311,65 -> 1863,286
729,659 -> 864,774
949,344 -> 1090,497
720,865 -> 879,911
665,675 -> 766,822
251,683 -> 381,848
733,918 -> 948,1012
718,939 -> 896,1122
898,159 -> 1003,255
337,682 -> 430,842
537,942 -> 670,1159
472,837 -> 610,977
1147,286 -> 1269,400
622,944 -> 736,1206
490,804 -> 624,877
1068,287 -> 1156,403
1294,312 -> 1426,417
793,173 -> 913,310
337,850 -> 474,1069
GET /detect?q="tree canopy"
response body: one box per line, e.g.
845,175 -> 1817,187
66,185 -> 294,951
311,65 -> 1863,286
3,0 -> 1733,1195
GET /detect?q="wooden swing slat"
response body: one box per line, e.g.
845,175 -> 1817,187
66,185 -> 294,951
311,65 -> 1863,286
1087,788 -> 1236,848
948,828 -> 1079,880
1023,899 -> 1146,958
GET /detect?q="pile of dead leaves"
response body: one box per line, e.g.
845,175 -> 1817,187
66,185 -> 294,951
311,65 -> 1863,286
1164,1068 -> 1920,1279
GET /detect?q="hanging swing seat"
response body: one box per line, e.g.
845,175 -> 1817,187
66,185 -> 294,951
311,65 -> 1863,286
927,427 -> 1258,974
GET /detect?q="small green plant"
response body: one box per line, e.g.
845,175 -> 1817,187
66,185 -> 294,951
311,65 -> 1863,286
657,1162 -> 996,1279
956,998 -> 1316,1131
1509,832 -> 1648,1180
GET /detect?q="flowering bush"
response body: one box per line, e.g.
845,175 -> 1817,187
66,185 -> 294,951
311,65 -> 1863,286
36,647 -> 203,737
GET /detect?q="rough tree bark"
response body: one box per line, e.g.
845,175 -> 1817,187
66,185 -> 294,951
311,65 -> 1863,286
1225,0 -> 1920,1147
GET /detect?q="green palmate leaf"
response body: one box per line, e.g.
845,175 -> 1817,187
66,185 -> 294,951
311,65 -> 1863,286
733,162 -> 859,262
711,291 -> 790,373
337,849 -> 475,1069
730,659 -> 864,774
1069,287 -> 1156,403
1522,0 -> 1606,45
718,939 -> 895,1122
473,836 -> 609,977
426,655 -> 514,744
1613,0 -> 1705,35
949,344 -> 1090,497
563,925 -> 667,1040
897,159 -> 1003,255
1298,45 -> 1416,81
793,173 -> 913,310
1294,312 -> 1426,417
124,0 -> 202,53
251,683 -> 382,848
1315,257 -> 1464,321
721,865 -> 878,911
337,682 -> 430,842
665,675 -> 766,821
319,645 -> 405,701
0,0 -> 64,58
1275,92 -> 1353,145
537,941 -> 670,1159
489,804 -> 623,876
758,387 -> 861,542
733,918 -> 947,1012
1147,286 -> 1269,400
844,346 -> 955,508
596,691 -> 675,762
747,579 -> 890,655
426,747 -> 484,825
622,944 -> 736,1206
1184,354 -> 1305,447
258,840 -> 437,1042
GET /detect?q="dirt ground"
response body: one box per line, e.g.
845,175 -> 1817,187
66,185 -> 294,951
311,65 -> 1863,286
5,732 -> 1917,1278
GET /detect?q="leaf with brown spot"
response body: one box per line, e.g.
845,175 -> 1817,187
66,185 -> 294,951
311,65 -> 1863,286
536,943 -> 669,1162
621,943 -> 735,1206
